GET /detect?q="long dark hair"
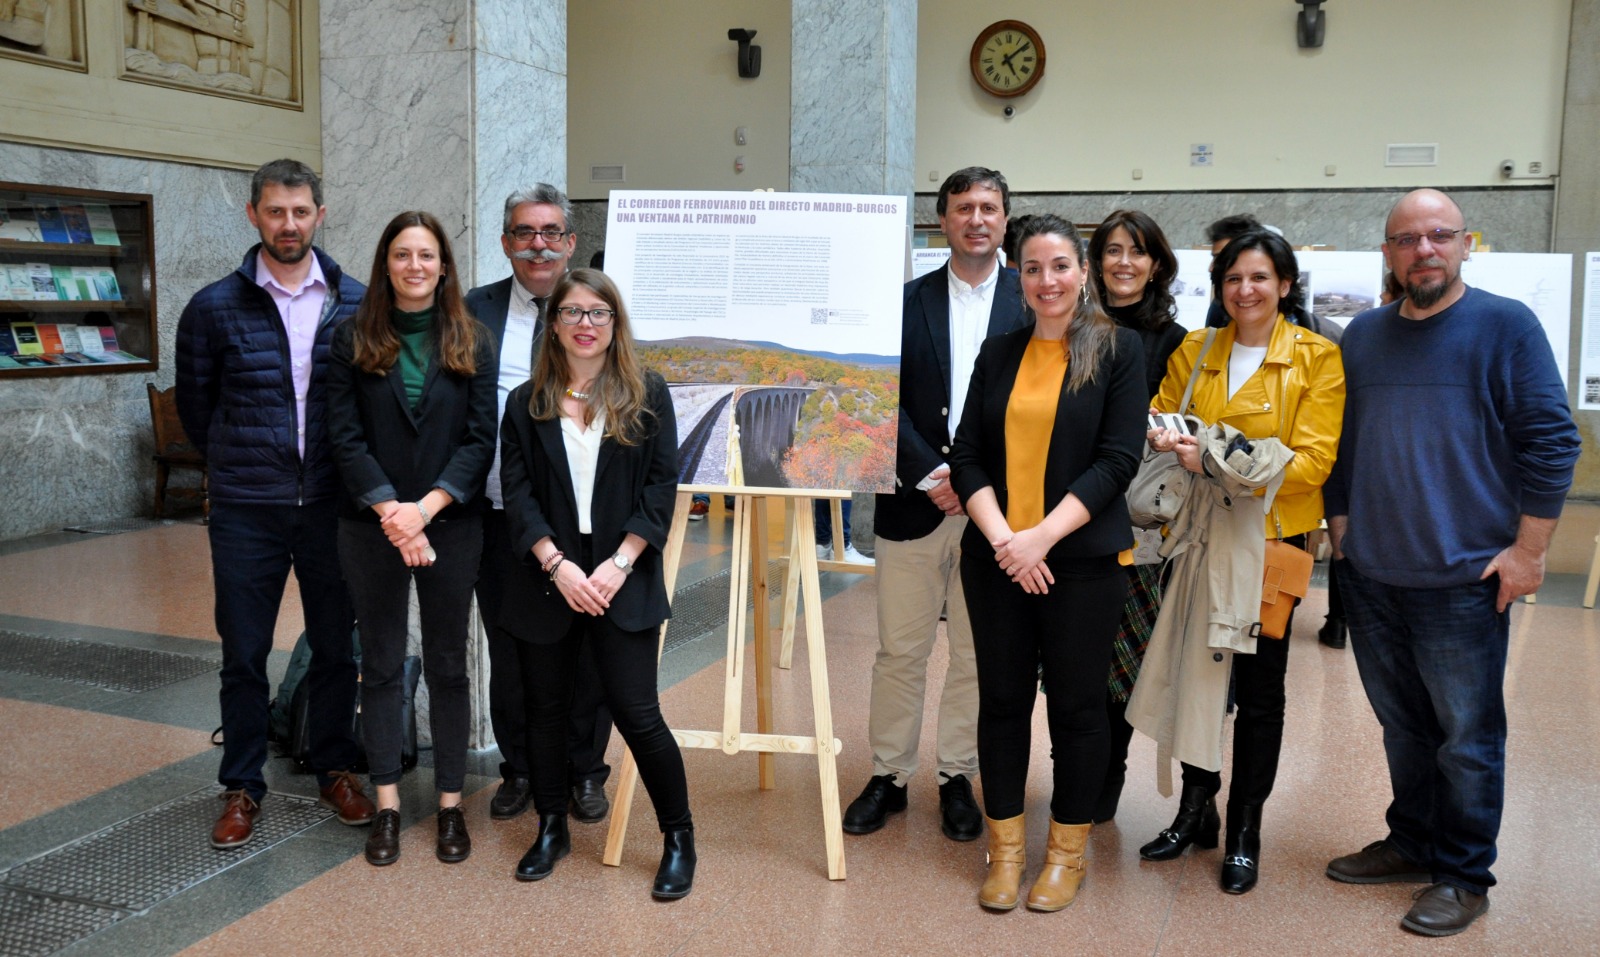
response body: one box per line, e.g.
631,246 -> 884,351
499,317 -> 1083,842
1210,228 -> 1306,319
1012,213 -> 1119,394
353,211 -> 479,376
529,268 -> 653,445
1087,209 -> 1178,331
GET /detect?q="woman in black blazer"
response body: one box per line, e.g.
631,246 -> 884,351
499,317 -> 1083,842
950,213 -> 1147,913
498,268 -> 693,899
327,210 -> 497,868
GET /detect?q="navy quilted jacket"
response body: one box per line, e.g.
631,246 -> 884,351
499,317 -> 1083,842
175,246 -> 365,504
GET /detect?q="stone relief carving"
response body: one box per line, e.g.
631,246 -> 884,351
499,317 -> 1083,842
0,0 -> 85,70
122,0 -> 301,108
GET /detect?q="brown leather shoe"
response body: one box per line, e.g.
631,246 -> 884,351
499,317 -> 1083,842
365,808 -> 402,866
319,770 -> 376,826
210,790 -> 260,849
436,806 -> 471,863
1402,882 -> 1489,937
1327,839 -> 1430,884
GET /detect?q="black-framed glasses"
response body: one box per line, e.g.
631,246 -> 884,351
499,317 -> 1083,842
1385,228 -> 1465,249
506,226 -> 570,246
554,305 -> 614,325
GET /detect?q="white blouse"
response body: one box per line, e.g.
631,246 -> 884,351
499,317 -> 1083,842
560,410 -> 606,534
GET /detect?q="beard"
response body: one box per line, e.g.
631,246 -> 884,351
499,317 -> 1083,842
1405,258 -> 1455,309
261,229 -> 315,265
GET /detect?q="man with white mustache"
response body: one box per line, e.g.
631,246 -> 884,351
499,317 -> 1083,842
466,186 -> 615,825
1322,188 -> 1579,938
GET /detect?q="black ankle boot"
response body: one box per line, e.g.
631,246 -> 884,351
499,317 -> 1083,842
1139,785 -> 1220,861
652,828 -> 696,900
1318,616 -> 1347,649
515,813 -> 570,882
1220,804 -> 1262,894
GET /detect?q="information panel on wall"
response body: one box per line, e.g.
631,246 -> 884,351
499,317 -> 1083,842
603,190 -> 905,494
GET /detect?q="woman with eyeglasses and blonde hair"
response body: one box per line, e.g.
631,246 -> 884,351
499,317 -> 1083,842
497,268 -> 694,899
327,210 -> 498,868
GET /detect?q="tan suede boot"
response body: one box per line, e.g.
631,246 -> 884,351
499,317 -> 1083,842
1026,821 -> 1091,911
978,813 -> 1026,911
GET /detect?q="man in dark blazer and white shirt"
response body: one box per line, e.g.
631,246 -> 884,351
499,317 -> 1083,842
843,168 -> 1030,842
465,185 -> 614,823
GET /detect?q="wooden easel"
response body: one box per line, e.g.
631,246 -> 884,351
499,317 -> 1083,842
602,480 -> 851,880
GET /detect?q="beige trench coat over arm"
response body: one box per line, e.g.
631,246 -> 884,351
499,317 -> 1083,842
1125,423 -> 1297,796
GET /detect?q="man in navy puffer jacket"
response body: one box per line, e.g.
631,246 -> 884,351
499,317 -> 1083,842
177,159 -> 375,849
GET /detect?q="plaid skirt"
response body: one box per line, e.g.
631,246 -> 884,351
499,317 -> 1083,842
1107,562 -> 1163,702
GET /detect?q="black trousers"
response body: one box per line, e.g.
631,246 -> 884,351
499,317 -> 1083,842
516,608 -> 691,831
340,516 -> 480,792
477,508 -> 613,785
1180,533 -> 1306,809
963,551 -> 1126,824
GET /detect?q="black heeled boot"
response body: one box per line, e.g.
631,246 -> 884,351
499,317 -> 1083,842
652,828 -> 696,900
514,813 -> 570,882
1220,804 -> 1262,894
1139,785 -> 1220,861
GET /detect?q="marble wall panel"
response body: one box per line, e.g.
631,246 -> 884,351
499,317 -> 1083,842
474,0 -> 564,72
471,50 -> 567,288
912,187 -> 1556,254
0,143 -> 250,540
319,0 -> 468,59
318,48 -> 472,281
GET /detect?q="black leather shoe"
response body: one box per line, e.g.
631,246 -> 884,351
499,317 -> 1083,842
651,828 -> 696,900
1318,616 -> 1348,649
1219,804 -> 1261,894
515,813 -> 571,881
1402,883 -> 1489,937
365,808 -> 402,867
436,806 -> 471,863
490,776 -> 531,820
937,774 -> 983,841
1139,784 -> 1220,861
571,779 -> 610,824
842,774 -> 907,835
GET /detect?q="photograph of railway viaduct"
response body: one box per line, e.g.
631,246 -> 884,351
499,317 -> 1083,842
643,336 -> 899,495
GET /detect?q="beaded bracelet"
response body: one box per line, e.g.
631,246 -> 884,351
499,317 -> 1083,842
541,550 -> 565,574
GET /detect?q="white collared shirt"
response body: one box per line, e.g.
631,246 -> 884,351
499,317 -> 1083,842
560,410 -> 606,534
254,251 -> 327,459
945,260 -> 1000,444
486,279 -> 543,509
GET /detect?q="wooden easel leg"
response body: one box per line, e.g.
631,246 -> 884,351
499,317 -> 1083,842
752,497 -> 777,789
780,498 -> 803,669
1584,533 -> 1600,609
721,492 -> 751,755
795,505 -> 846,879
604,490 -> 694,867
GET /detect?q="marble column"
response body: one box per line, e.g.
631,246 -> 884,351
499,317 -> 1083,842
791,0 -> 914,552
320,0 -> 567,750
1556,0 -> 1599,496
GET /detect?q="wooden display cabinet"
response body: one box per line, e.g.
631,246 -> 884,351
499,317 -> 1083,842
0,182 -> 156,377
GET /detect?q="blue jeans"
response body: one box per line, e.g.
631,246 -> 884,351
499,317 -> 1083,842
814,499 -> 851,548
1338,558 -> 1509,895
210,500 -> 361,799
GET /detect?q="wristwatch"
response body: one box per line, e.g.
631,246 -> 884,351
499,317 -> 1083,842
612,553 -> 634,575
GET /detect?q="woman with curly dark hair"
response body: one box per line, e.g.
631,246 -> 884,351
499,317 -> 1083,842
327,210 -> 498,867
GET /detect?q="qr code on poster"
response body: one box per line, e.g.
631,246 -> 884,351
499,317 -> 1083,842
810,308 -> 828,324
1586,376 -> 1600,405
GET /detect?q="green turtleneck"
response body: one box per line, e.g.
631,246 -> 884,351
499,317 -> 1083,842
393,306 -> 434,409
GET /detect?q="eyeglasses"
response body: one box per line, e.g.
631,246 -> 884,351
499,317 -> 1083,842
506,226 -> 570,246
1385,228 -> 1465,249
554,305 -> 614,325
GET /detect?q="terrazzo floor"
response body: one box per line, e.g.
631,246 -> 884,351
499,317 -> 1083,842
0,505 -> 1596,956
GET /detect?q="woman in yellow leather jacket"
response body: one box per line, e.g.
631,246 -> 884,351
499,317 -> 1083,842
1138,228 -> 1344,894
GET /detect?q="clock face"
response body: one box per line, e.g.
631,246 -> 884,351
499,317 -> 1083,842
970,20 -> 1046,98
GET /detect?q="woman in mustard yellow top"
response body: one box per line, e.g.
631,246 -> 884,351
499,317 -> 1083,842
949,213 -> 1148,913
1138,228 -> 1344,895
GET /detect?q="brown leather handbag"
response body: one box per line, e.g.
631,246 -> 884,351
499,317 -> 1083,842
1255,538 -> 1313,639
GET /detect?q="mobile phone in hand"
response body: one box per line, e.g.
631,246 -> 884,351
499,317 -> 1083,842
1147,412 -> 1189,435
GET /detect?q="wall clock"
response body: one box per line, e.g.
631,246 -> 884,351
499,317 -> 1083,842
970,20 -> 1046,98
